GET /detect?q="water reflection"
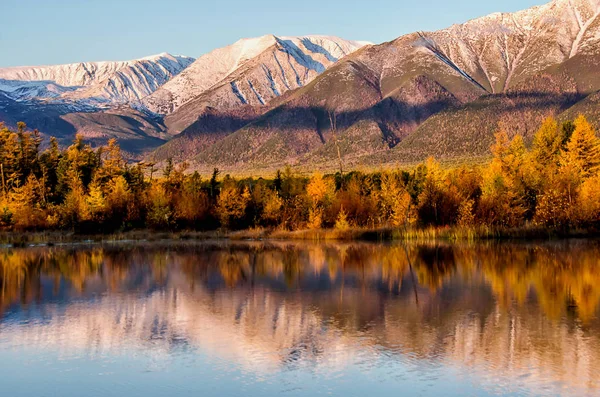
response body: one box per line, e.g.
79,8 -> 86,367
1,241 -> 599,396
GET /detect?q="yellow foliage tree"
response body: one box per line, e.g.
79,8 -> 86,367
306,172 -> 334,228
7,175 -> 46,229
174,190 -> 209,227
379,172 -> 412,227
334,206 -> 350,230
146,182 -> 172,229
261,189 -> 283,225
306,172 -> 333,206
106,175 -> 132,222
577,174 -> 600,224
457,199 -> 476,228
307,206 -> 324,229
533,185 -> 572,228
417,158 -> 448,225
531,117 -> 562,169
62,168 -> 90,227
217,184 -> 251,228
86,178 -> 106,221
97,139 -> 126,186
560,115 -> 600,179
480,131 -> 528,226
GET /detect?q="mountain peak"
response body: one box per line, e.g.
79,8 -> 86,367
140,52 -> 173,60
142,35 -> 368,116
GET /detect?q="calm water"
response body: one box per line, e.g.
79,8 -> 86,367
1,240 -> 599,396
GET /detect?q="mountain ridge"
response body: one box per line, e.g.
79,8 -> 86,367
0,35 -> 368,159
2,0 -> 600,171
177,0 -> 600,172
0,53 -> 194,107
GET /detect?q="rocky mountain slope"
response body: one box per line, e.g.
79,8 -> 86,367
149,35 -> 370,162
175,0 -> 600,172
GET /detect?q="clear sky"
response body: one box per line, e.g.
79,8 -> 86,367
2,0 -> 546,67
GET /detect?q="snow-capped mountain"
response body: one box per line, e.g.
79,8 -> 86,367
0,35 -> 365,157
415,0 -> 600,94
143,35 -> 370,115
156,0 -> 600,171
4,0 -> 600,169
0,53 -> 194,107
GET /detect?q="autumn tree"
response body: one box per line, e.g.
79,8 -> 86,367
105,175 -> 132,227
252,181 -> 283,227
7,174 -> 46,229
86,178 -> 106,222
306,172 -> 334,229
378,172 -> 412,227
531,117 -> 562,170
457,199 -> 476,228
334,206 -> 350,230
334,173 -> 378,228
56,134 -> 98,198
479,132 -> 529,226
39,137 -> 62,203
95,138 -> 126,188
146,182 -> 173,229
61,168 -> 90,228
560,115 -> 600,179
173,172 -> 211,228
217,182 -> 251,229
536,115 -> 600,228
417,158 -> 459,226
578,174 -> 600,225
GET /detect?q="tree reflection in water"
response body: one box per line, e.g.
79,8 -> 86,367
0,240 -> 599,395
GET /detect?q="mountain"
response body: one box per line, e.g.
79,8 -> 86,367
0,53 -> 195,156
152,35 -> 370,135
0,53 -> 194,107
0,36 -> 367,159
180,0 -> 600,172
3,0 -> 600,170
0,97 -> 170,154
144,35 -> 369,117
147,35 -> 371,161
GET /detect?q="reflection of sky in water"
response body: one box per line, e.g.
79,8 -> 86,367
0,241 -> 599,396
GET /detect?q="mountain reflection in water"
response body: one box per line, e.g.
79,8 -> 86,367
0,240 -> 599,396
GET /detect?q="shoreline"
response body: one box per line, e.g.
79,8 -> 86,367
1,225 -> 599,248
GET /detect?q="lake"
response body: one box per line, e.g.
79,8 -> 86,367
0,240 -> 599,396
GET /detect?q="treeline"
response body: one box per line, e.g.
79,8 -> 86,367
0,116 -> 599,235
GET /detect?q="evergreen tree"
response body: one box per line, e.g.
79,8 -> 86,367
209,168 -> 220,199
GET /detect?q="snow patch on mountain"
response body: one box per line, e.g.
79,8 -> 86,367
247,80 -> 265,105
230,81 -> 248,104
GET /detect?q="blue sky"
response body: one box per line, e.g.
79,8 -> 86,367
2,0 -> 545,67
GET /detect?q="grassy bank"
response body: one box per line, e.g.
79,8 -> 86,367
244,225 -> 600,242
1,224 -> 598,248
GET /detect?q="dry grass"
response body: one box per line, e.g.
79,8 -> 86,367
229,224 -> 600,242
1,224 -> 597,248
